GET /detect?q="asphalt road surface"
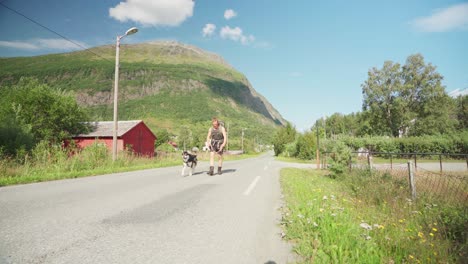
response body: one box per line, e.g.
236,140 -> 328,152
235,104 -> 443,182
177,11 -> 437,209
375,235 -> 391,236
0,152 -> 313,264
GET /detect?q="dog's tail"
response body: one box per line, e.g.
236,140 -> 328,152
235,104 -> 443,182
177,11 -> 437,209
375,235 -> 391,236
191,147 -> 199,154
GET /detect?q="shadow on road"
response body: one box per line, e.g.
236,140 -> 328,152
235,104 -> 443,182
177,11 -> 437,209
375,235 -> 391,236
220,169 -> 236,174
182,169 -> 237,177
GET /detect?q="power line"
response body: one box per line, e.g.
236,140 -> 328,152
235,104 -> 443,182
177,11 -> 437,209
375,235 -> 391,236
0,2 -> 113,63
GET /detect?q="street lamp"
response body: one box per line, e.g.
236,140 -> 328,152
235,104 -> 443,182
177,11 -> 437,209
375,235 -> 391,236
112,27 -> 138,161
241,128 -> 247,153
316,120 -> 320,169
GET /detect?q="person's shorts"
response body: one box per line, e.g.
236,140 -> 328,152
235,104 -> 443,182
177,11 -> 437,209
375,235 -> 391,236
210,139 -> 224,154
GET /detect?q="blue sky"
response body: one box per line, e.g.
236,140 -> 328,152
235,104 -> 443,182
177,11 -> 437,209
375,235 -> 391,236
1,0 -> 467,131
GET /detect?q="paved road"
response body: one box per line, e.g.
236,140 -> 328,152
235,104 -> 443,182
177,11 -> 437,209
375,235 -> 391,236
0,152 -> 313,264
372,162 -> 467,172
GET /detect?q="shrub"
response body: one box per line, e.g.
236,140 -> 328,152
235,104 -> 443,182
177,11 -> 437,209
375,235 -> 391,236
327,141 -> 352,176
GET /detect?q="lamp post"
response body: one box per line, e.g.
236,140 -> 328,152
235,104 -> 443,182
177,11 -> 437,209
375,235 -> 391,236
241,128 -> 246,153
112,27 -> 138,161
316,120 -> 320,169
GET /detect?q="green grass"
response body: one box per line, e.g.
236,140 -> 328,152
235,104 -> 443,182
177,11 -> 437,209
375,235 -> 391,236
0,145 -> 262,186
280,168 -> 466,263
0,153 -> 179,186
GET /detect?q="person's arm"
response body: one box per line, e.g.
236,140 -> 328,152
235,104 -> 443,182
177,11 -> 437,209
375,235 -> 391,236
220,127 -> 227,149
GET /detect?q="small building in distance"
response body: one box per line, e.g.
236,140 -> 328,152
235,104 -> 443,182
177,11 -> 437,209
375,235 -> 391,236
72,120 -> 157,157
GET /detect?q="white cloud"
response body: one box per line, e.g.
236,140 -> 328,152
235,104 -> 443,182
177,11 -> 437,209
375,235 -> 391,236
411,3 -> 468,32
448,88 -> 468,98
202,23 -> 216,37
0,41 -> 39,50
224,9 -> 237,20
36,39 -> 88,50
254,41 -> 274,50
220,26 -> 255,45
109,0 -> 194,27
0,39 -> 87,51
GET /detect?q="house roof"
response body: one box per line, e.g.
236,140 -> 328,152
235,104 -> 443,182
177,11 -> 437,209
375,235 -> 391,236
75,120 -> 152,138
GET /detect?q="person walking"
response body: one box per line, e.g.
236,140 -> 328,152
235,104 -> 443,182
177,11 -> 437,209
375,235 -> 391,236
206,117 -> 227,175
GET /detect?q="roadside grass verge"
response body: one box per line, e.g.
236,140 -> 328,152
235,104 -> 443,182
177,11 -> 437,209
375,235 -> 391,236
0,143 -> 260,186
280,168 -> 466,263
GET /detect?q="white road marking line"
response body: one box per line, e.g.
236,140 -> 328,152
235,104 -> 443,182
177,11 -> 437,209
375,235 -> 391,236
243,176 -> 261,196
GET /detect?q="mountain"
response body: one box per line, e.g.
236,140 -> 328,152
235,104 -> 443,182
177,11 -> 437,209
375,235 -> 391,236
0,41 -> 287,146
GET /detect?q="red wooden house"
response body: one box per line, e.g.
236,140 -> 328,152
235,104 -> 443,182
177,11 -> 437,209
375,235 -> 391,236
72,120 -> 157,157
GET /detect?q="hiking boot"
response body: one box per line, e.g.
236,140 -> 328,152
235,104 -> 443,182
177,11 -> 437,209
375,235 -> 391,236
207,166 -> 214,176
217,167 -> 222,175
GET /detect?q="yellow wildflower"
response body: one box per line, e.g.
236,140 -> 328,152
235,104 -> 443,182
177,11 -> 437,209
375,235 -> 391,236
409,255 -> 414,259
432,228 -> 437,232
429,233 -> 434,237
418,232 -> 424,238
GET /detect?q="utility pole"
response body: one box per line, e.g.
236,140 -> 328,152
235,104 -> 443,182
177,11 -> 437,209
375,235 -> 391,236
241,128 -> 246,153
112,27 -> 138,161
316,120 -> 320,169
227,122 -> 229,151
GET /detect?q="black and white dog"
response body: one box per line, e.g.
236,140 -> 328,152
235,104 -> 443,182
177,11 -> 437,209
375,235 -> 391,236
181,150 -> 197,176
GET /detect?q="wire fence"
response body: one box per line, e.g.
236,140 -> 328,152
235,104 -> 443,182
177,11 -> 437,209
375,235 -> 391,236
321,151 -> 468,205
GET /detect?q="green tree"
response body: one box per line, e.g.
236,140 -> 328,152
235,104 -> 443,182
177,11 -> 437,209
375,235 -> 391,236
177,125 -> 192,150
0,78 -> 89,155
154,129 -> 171,149
362,60 -> 405,136
273,122 -> 296,156
361,54 -> 456,136
401,54 -> 457,135
455,95 -> 468,130
295,131 -> 316,160
328,141 -> 352,177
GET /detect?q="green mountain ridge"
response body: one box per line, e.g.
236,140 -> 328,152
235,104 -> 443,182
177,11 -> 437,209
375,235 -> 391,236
0,41 -> 287,146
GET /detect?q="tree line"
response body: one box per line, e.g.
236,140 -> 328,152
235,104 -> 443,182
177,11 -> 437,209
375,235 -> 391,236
274,54 -> 467,158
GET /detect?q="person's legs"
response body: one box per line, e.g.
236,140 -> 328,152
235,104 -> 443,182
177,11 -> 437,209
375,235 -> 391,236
207,151 -> 215,175
210,151 -> 215,166
217,153 -> 223,174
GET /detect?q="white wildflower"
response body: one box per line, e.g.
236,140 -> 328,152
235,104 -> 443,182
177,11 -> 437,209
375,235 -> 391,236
360,223 -> 372,230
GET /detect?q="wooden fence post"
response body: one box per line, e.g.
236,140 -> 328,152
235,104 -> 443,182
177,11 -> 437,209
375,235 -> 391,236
439,154 -> 443,174
348,156 -> 352,172
390,154 -> 393,171
367,151 -> 373,169
408,161 -> 416,200
316,149 -> 320,170
413,154 -> 417,172
465,155 -> 468,171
